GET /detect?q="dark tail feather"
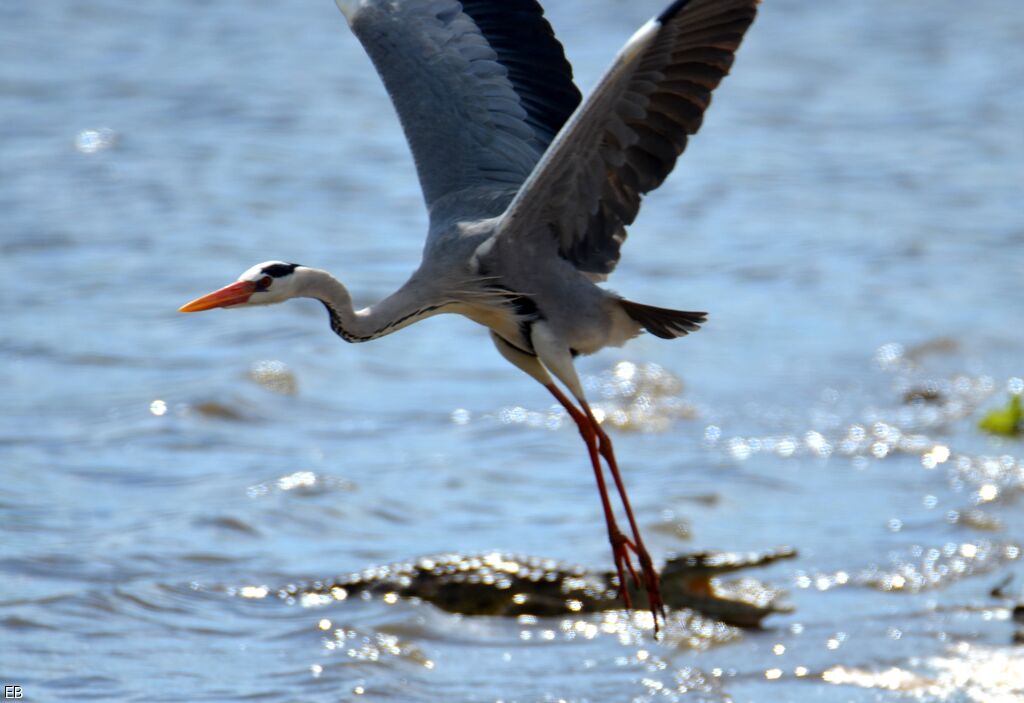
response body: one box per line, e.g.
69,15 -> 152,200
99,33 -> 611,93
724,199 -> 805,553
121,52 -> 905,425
620,300 -> 707,339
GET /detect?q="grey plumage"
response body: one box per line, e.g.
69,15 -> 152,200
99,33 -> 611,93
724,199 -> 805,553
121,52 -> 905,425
186,0 -> 760,627
334,0 -> 759,627
500,0 -> 759,276
343,0 -> 579,226
333,0 -> 757,382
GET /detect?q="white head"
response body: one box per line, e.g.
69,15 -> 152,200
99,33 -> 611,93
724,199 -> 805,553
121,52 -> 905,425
179,261 -> 308,312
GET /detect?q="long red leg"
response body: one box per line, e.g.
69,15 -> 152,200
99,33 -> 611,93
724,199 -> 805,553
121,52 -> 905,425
545,384 -> 666,632
580,400 -> 667,625
544,384 -> 636,610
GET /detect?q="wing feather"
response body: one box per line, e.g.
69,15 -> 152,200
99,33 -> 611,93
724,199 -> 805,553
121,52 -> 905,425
499,0 -> 759,276
337,0 -> 580,225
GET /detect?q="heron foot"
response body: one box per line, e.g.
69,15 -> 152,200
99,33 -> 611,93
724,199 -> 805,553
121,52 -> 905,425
609,530 -> 666,633
608,530 -> 636,610
636,545 -> 667,632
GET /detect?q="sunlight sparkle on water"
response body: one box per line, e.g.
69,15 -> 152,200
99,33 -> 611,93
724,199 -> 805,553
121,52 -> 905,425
248,360 -> 298,395
978,484 -> 999,502
817,645 -> 1024,702
277,471 -> 317,491
74,127 -> 116,153
822,665 -> 925,692
239,585 -> 269,599
300,592 -> 333,607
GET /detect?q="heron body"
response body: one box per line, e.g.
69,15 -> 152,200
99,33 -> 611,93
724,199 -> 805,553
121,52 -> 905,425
181,0 -> 759,630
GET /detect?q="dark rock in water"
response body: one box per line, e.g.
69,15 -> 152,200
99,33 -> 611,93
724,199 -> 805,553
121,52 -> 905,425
902,385 -> 946,405
267,547 -> 796,628
192,401 -> 249,421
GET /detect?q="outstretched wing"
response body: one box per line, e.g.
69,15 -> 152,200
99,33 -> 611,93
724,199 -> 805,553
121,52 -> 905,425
499,0 -> 759,276
336,0 -> 580,224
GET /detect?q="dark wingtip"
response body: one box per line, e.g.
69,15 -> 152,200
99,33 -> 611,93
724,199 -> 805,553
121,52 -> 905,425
657,0 -> 693,24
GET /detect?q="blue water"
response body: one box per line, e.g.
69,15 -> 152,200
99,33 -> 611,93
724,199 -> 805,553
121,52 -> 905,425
2,1 -> 1024,701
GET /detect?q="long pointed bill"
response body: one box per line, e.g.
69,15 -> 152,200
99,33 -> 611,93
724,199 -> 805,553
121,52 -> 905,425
178,280 -> 257,312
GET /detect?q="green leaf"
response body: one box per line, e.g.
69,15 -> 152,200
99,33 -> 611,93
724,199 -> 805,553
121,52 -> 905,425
978,394 -> 1023,437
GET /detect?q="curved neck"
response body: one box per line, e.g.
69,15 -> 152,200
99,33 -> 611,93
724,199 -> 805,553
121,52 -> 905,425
298,268 -> 448,343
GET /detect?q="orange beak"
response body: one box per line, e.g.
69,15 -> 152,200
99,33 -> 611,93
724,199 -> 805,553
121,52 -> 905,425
178,280 -> 257,312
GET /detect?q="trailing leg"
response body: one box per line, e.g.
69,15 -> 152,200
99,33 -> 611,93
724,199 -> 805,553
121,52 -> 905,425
579,399 -> 666,622
544,383 -> 640,604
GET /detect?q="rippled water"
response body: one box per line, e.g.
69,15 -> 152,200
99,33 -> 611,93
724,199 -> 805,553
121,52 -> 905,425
3,1 -> 1024,701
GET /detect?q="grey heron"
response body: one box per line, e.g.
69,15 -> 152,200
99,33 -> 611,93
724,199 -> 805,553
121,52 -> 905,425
180,0 -> 759,631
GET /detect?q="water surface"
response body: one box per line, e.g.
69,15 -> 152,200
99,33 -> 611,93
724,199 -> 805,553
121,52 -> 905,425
2,0 -> 1024,701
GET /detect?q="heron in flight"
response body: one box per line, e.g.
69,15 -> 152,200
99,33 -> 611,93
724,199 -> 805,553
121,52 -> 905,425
180,0 -> 758,629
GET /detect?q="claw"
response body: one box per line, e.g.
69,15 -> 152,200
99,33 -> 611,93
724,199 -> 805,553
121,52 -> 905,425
614,559 -> 633,609
611,531 -> 641,588
634,544 -> 666,634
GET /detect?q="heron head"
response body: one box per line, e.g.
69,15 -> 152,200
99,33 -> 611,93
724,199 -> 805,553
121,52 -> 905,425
179,261 -> 304,312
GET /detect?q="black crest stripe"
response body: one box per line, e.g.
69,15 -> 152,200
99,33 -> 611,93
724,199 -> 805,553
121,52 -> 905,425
261,263 -> 300,277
